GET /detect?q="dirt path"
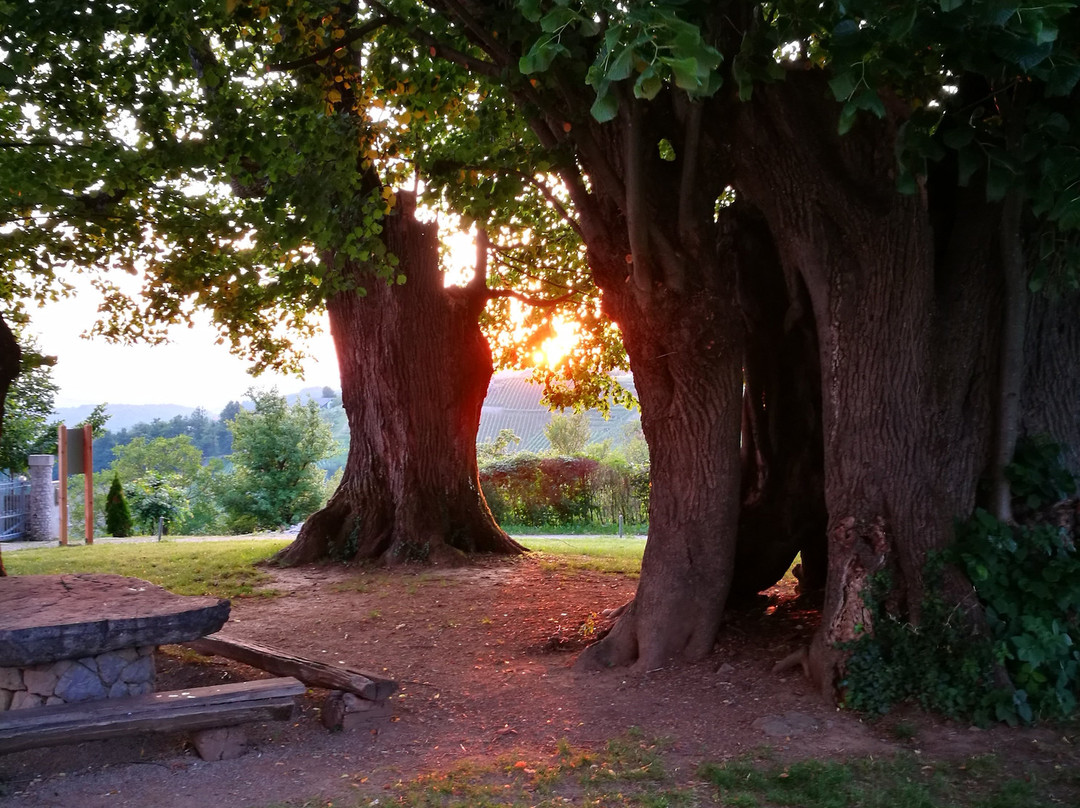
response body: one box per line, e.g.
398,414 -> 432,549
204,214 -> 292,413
0,557 -> 1075,807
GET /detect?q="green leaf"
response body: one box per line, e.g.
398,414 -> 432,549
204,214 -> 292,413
633,70 -> 662,100
519,41 -> 569,75
942,126 -> 974,150
939,0 -> 965,10
828,71 -> 858,102
853,87 -> 886,118
590,82 -> 619,122
539,6 -> 578,33
665,57 -> 703,92
888,6 -> 918,40
606,44 -> 635,83
1047,62 -> 1080,96
517,0 -> 542,22
837,102 -> 859,135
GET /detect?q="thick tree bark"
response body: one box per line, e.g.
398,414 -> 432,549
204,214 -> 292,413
733,76 -> 998,698
1021,285 -> 1080,478
0,316 -> 19,576
573,204 -> 746,670
275,206 -> 522,566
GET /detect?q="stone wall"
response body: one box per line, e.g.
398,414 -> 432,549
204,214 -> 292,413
0,646 -> 155,710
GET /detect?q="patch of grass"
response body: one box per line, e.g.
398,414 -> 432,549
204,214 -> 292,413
502,522 -> 648,536
522,536 -> 645,576
5,538 -> 290,599
698,753 -> 1069,808
354,732 -> 693,808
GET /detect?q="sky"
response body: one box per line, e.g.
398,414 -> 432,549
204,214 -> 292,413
27,288 -> 341,413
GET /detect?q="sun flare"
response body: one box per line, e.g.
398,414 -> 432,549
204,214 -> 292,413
532,317 -> 579,367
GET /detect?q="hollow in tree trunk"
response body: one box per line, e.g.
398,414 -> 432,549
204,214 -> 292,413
732,210 -> 827,598
734,76 -> 998,698
275,205 -> 523,566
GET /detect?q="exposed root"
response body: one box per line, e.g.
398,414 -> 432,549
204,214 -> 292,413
771,646 -> 810,678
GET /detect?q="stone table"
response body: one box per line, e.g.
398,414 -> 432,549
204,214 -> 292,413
0,574 -> 230,709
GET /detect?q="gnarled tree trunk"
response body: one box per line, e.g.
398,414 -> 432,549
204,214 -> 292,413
734,75 -> 999,698
275,206 -> 522,566
574,207 -> 747,671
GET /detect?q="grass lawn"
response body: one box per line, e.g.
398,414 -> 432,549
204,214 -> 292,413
522,535 -> 646,575
3,538 -> 291,598
269,734 -> 1072,808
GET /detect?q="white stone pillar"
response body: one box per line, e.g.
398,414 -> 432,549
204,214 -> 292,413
28,455 -> 56,541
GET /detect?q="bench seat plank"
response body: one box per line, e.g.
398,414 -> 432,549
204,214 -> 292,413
185,635 -> 397,701
0,676 -> 305,754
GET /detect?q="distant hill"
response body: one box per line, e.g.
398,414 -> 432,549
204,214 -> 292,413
478,371 -> 638,453
54,376 -> 636,451
55,403 -> 199,431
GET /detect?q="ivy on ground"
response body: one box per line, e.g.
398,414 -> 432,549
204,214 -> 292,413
842,436 -> 1079,725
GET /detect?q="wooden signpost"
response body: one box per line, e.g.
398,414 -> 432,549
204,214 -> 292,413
57,424 -> 94,546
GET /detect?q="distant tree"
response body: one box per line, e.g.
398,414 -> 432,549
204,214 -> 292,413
545,413 -> 591,456
110,435 -> 203,482
320,386 -> 335,399
104,473 -> 132,538
219,401 -> 242,423
76,403 -> 110,439
127,472 -> 192,535
220,389 -> 337,531
0,336 -> 59,474
620,420 -> 649,466
478,428 -> 522,461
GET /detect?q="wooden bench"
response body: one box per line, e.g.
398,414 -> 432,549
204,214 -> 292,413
0,676 -> 305,759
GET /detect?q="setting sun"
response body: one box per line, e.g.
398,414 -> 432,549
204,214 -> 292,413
532,317 -> 579,367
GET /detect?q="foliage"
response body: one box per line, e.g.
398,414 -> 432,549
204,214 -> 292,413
843,437 -> 1080,724
219,388 -> 337,531
93,409 -> 233,473
953,438 -> 1080,722
110,435 -> 204,483
839,565 -> 1002,722
478,428 -> 522,462
544,411 -> 591,455
5,539 -> 288,599
481,452 -> 648,529
104,473 -> 132,538
0,335 -> 58,473
126,472 -> 193,535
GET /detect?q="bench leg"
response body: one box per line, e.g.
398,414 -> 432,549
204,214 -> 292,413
192,725 -> 248,760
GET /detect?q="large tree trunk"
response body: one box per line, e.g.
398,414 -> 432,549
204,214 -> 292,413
0,316 -> 19,576
1021,285 -> 1080,478
275,206 -> 523,566
575,209 -> 746,671
733,76 -> 998,698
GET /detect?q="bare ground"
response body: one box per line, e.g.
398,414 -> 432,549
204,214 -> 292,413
0,555 -> 1076,807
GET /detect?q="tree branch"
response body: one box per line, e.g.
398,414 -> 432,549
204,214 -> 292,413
485,287 -> 581,308
265,18 -> 390,72
624,99 -> 653,295
368,0 -> 501,78
427,0 -> 515,69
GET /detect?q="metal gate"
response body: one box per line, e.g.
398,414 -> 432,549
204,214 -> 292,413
0,476 -> 31,541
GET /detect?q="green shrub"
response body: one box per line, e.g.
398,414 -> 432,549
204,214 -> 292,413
842,436 -> 1079,725
104,473 -> 133,537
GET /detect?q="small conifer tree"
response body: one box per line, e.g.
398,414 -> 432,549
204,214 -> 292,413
105,473 -> 133,537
